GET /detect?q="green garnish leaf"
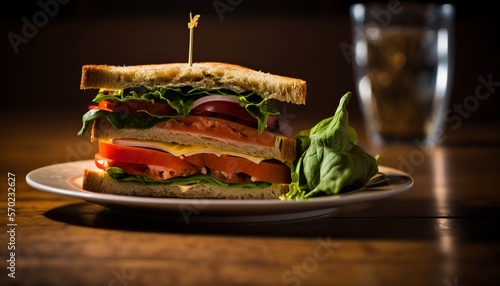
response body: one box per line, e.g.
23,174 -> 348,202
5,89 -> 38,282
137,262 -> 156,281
281,92 -> 379,200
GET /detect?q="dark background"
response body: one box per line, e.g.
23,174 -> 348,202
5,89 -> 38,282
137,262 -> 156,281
1,0 -> 499,138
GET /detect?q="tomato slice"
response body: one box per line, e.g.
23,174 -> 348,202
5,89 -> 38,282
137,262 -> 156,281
98,141 -> 196,170
184,153 -> 291,184
190,100 -> 289,134
96,141 -> 291,184
98,100 -> 178,116
95,154 -> 147,174
190,100 -> 259,127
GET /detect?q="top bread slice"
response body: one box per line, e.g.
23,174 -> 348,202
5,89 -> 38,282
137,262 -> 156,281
80,62 -> 306,105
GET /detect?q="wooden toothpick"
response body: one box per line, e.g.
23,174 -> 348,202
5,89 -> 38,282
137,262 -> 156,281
188,12 -> 201,66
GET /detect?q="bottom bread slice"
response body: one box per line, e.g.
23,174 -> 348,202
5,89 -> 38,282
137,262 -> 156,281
82,169 -> 288,199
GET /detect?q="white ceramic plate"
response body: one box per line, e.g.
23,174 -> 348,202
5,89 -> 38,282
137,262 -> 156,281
26,160 -> 413,223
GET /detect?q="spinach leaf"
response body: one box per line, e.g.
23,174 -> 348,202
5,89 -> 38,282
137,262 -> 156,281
281,92 -> 379,200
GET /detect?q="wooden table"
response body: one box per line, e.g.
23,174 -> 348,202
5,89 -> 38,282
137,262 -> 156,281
1,110 -> 499,286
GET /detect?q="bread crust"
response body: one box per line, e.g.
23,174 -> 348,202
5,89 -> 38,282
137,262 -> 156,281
80,62 -> 306,105
82,169 -> 288,199
91,117 -> 297,162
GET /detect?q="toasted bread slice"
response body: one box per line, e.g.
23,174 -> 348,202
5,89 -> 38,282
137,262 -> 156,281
80,62 -> 306,105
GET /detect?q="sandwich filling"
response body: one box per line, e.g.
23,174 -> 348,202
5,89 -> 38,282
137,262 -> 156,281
81,86 -> 294,186
79,86 -> 291,136
95,139 -> 291,185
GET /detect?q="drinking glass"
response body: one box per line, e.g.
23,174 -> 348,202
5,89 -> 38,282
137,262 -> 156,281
350,2 -> 455,146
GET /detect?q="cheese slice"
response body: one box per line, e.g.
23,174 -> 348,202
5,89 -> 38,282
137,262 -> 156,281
111,139 -> 266,164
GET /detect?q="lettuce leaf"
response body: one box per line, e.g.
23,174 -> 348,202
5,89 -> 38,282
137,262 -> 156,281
78,109 -> 180,135
238,94 -> 278,133
106,167 -> 271,188
281,92 -> 379,200
78,86 -> 277,135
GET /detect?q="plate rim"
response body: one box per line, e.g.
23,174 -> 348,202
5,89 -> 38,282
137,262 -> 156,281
26,160 -> 413,218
